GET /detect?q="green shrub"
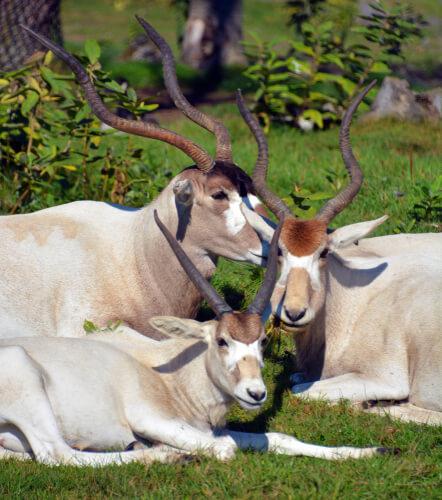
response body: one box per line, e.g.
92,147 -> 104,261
0,41 -> 165,214
244,1 -> 426,131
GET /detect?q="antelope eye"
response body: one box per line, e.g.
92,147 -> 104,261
211,191 -> 228,201
320,248 -> 329,259
217,337 -> 228,348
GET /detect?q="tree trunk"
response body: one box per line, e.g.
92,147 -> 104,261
0,0 -> 62,71
180,0 -> 245,71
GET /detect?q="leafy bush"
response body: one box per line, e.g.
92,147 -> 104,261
244,1 -> 426,131
0,41 -> 165,214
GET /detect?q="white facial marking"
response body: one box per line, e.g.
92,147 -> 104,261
245,194 -> 262,209
224,193 -> 246,235
225,339 -> 262,371
278,252 -> 321,290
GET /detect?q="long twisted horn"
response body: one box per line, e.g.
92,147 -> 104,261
236,90 -> 292,220
316,80 -> 377,224
247,219 -> 282,316
154,211 -> 233,317
21,25 -> 214,172
136,15 -> 233,164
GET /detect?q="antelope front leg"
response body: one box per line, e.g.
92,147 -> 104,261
292,373 -> 409,403
220,430 -> 385,460
129,416 -> 237,461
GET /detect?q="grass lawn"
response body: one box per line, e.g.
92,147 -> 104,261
1,103 -> 441,497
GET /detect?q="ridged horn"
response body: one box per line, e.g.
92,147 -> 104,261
316,80 -> 377,223
247,219 -> 282,315
236,89 -> 292,220
136,15 -> 233,163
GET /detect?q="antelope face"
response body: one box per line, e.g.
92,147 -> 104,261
272,217 -> 327,330
210,313 -> 267,409
172,163 -> 270,265
150,313 -> 267,410
272,216 -> 388,330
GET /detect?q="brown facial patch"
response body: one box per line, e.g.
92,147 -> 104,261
281,217 -> 327,256
218,312 -> 263,344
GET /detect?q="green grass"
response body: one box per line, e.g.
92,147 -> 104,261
1,103 -> 441,497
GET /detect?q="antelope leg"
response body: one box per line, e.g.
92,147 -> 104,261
292,373 -> 409,403
221,430 -> 384,460
129,416 -> 237,461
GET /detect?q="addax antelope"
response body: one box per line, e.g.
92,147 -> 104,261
0,214 -> 392,466
0,18 -> 271,339
238,83 -> 442,425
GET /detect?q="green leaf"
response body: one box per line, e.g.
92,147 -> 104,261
126,87 -> 137,103
74,103 -> 92,122
309,91 -> 335,103
302,109 -> 324,128
280,91 -> 303,105
21,90 -> 39,115
84,40 -> 101,64
370,61 -> 390,74
138,103 -> 159,111
105,80 -> 125,93
290,41 -> 314,57
321,54 -> 344,69
83,319 -> 99,334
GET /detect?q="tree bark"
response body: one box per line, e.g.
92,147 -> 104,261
0,0 -> 62,71
180,0 -> 245,71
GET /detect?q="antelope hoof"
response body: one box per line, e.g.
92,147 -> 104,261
213,442 -> 236,461
376,447 -> 401,456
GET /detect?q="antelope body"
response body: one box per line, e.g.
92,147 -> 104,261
0,215 -> 388,466
0,19 -> 270,339
238,83 -> 442,424
291,232 -> 442,425
0,171 -> 264,339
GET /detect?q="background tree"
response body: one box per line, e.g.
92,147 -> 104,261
0,0 -> 62,71
178,0 -> 246,71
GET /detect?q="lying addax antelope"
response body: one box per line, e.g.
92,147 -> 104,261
0,18 -> 270,340
239,83 -> 442,425
0,214 -> 392,466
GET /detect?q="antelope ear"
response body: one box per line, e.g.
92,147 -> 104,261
241,203 -> 276,243
173,179 -> 194,206
328,215 -> 388,251
149,316 -> 214,341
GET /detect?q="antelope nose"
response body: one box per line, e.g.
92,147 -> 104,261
247,388 -> 267,402
285,307 -> 307,323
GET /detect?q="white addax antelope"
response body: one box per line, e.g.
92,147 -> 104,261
239,83 -> 442,425
0,18 -> 270,340
0,213 -> 393,466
